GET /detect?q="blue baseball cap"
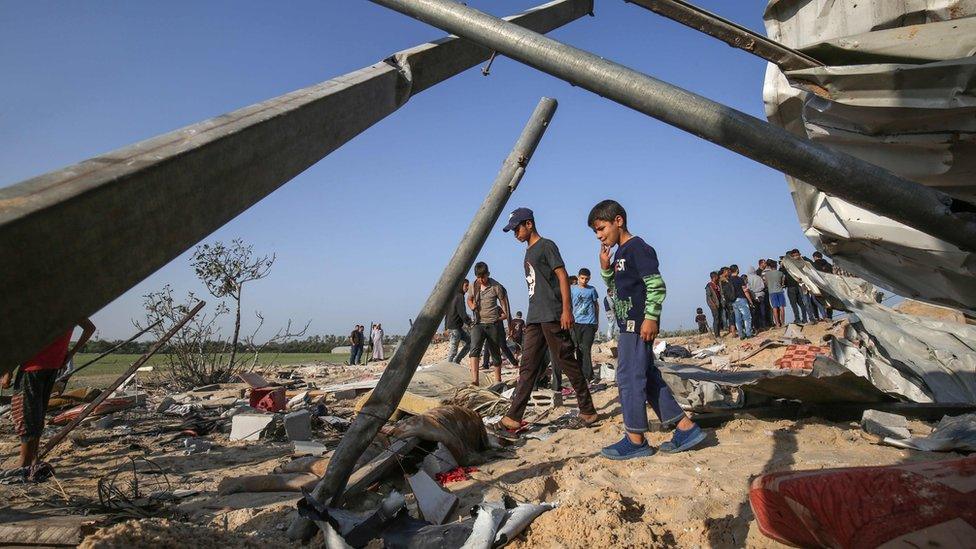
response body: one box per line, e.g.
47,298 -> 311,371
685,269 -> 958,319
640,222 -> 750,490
502,207 -> 534,232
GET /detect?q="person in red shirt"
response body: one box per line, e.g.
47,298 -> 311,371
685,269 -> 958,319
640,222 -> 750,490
1,318 -> 95,478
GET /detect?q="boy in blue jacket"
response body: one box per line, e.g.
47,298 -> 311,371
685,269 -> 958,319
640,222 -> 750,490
588,200 -> 705,459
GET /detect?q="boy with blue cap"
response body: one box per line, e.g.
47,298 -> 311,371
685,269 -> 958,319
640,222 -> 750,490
588,199 -> 705,459
493,208 -> 598,438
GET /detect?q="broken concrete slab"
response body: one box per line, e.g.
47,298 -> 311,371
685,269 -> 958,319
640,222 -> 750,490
408,470 -> 459,525
861,409 -> 911,440
355,361 -> 494,416
229,414 -> 276,441
285,409 -> 312,441
293,441 -> 328,457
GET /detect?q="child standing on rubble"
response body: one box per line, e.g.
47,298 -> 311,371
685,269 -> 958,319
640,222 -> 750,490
494,208 -> 598,438
588,200 -> 705,459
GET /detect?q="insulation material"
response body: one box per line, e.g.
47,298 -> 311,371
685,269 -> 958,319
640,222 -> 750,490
784,258 -> 976,403
749,455 -> 976,547
763,0 -> 976,313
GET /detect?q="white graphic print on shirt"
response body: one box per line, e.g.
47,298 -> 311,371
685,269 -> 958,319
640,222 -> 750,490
525,261 -> 537,298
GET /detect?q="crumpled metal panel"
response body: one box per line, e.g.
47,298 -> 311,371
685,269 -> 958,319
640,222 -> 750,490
763,0 -> 976,312
783,258 -> 976,403
659,359 -> 890,406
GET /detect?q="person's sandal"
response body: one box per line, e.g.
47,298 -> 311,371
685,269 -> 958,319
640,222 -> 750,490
565,415 -> 599,430
489,421 -> 522,441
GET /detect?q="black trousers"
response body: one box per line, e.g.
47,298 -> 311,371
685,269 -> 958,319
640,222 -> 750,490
708,305 -> 722,337
571,323 -> 598,381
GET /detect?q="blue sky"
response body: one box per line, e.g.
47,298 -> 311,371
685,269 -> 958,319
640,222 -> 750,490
1,0 -> 818,340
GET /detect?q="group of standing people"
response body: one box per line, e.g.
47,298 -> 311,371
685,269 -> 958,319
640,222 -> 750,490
444,263 -> 603,390
347,323 -> 385,365
702,249 -> 834,339
443,202 -> 704,461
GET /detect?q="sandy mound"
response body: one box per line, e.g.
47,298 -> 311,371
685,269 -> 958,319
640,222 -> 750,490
79,519 -> 291,549
512,488 -> 667,548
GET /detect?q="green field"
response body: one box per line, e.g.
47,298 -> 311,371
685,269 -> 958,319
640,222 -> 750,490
67,352 -> 348,388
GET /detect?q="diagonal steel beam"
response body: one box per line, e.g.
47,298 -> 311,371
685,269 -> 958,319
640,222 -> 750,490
289,96 -> 559,541
369,0 -> 976,255
625,0 -> 822,70
0,0 -> 592,371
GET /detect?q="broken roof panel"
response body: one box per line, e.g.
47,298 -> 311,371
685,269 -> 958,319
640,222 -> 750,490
763,0 -> 976,313
783,257 -> 976,404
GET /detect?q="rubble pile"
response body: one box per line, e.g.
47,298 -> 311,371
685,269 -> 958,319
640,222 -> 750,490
1,266 -> 973,547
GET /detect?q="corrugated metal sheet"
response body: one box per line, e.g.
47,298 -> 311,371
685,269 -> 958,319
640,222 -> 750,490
763,0 -> 976,312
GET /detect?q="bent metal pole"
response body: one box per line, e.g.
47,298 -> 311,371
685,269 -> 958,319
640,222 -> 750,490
368,0 -> 976,254
0,0 -> 592,372
288,97 -> 558,540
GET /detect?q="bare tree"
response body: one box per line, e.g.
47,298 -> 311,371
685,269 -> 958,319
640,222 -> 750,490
191,240 -> 273,370
136,240 -> 307,389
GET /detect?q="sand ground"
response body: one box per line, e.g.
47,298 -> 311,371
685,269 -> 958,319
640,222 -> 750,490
0,322 -> 958,547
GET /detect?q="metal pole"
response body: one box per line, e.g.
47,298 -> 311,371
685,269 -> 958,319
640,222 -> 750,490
368,0 -> 976,254
625,0 -> 822,70
55,318 -> 164,387
288,97 -> 558,540
0,0 -> 592,372
39,301 -> 205,462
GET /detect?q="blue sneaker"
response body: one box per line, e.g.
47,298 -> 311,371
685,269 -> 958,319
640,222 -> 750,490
659,424 -> 706,453
600,435 -> 655,460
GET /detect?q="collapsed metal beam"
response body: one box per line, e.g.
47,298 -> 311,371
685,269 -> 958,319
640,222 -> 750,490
369,0 -> 976,255
0,0 -> 592,372
289,97 -> 559,540
625,0 -> 822,70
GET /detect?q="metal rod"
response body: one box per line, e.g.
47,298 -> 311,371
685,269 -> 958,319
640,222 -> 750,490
288,97 -> 559,540
368,0 -> 976,254
56,318 -> 164,386
0,0 -> 592,372
38,301 -> 205,462
625,0 -> 822,70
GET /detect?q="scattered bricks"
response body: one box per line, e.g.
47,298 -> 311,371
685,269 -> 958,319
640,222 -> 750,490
285,409 -> 312,441
229,414 -> 276,441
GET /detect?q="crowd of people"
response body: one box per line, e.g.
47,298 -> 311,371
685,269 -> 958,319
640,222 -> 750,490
702,249 -> 834,339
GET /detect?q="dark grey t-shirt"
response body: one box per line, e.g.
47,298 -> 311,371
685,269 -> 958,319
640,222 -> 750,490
524,238 -> 565,324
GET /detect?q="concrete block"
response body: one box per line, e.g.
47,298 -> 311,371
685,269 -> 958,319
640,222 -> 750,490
285,409 -> 312,441
407,471 -> 458,525
862,409 -> 911,440
229,414 -> 275,441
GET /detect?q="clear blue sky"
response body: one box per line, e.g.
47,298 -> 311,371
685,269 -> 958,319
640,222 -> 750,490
1,0 -> 819,340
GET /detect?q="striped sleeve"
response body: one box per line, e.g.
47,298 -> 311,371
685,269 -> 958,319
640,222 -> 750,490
601,268 -> 615,293
643,274 -> 666,320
